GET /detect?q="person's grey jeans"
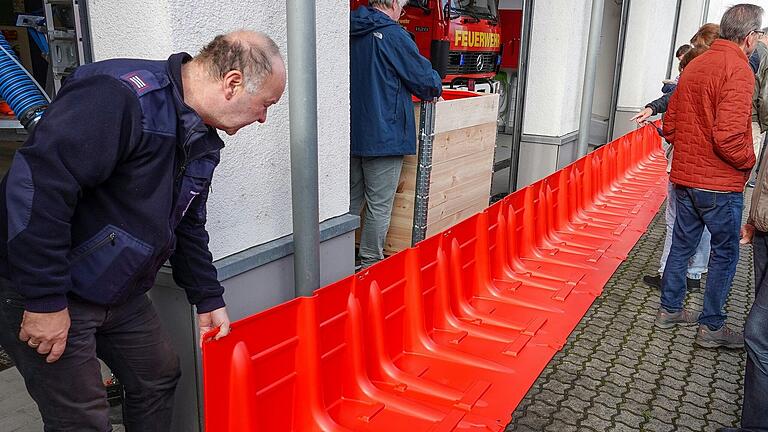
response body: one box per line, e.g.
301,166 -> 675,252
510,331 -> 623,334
350,155 -> 404,268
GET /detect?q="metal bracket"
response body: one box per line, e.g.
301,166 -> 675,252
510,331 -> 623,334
411,99 -> 437,245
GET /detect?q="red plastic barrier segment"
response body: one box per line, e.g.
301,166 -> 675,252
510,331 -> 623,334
202,124 -> 669,431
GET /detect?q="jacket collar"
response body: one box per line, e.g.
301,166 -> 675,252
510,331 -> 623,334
167,53 -> 212,136
756,40 -> 768,61
711,39 -> 749,62
166,53 -> 224,156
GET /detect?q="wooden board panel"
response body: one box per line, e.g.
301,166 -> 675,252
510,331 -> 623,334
400,147 -> 495,194
413,92 -> 500,135
362,91 -> 500,255
384,173 -> 491,254
384,191 -> 491,255
434,94 -> 499,134
425,194 -> 491,236
403,122 -> 498,166
425,175 -> 492,225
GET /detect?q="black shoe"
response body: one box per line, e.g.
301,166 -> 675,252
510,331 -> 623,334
642,274 -> 661,289
643,274 -> 701,290
747,180 -> 756,188
686,277 -> 701,290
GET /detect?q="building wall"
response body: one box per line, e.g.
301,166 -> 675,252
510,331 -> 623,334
616,0 -> 678,113
87,1 -> 173,59
706,0 -> 768,24
522,0 -> 591,137
87,0 -> 351,260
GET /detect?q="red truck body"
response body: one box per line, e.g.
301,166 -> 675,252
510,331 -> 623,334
351,0 -> 502,85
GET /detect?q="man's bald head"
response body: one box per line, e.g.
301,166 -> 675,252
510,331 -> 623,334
195,30 -> 283,94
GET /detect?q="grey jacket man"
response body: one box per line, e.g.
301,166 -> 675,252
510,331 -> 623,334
752,41 -> 768,131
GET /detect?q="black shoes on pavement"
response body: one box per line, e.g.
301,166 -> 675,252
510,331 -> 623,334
642,274 -> 701,290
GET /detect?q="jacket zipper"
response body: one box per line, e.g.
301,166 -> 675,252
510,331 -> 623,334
71,232 -> 117,264
161,131 -> 221,271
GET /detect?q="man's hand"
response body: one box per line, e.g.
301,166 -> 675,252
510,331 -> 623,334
198,307 -> 230,344
18,309 -> 70,363
630,108 -> 654,126
741,223 -> 756,245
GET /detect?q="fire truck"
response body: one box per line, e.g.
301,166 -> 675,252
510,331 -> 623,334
351,0 -> 503,89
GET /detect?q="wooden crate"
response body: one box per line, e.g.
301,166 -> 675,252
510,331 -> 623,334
383,91 -> 499,254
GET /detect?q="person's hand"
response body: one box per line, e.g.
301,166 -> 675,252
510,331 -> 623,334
198,307 -> 230,344
741,223 -> 756,245
18,309 -> 70,363
630,108 -> 654,125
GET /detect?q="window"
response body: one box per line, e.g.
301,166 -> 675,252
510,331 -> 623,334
451,0 -> 498,19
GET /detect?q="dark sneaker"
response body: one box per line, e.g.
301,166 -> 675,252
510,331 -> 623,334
695,324 -> 744,349
655,308 -> 699,329
686,277 -> 701,290
643,274 -> 661,289
643,274 -> 701,290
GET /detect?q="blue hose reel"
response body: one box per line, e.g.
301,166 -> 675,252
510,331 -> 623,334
0,32 -> 48,131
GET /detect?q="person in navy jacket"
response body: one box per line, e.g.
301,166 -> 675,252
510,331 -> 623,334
350,0 -> 443,268
0,31 -> 285,430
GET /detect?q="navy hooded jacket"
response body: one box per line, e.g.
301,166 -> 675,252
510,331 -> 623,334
350,6 -> 442,157
0,53 -> 225,314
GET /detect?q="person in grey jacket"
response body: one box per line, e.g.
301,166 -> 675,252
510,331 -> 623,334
725,123 -> 768,431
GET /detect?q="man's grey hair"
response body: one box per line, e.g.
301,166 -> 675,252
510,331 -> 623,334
196,31 -> 281,94
719,3 -> 764,43
369,0 -> 409,8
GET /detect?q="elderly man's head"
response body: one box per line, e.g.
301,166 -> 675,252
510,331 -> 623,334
370,0 -> 409,20
719,3 -> 764,55
184,30 -> 286,135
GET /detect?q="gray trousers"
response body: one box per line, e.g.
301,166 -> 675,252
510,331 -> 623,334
350,156 -> 404,268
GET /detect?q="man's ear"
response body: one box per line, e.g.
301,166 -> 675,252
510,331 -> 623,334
223,70 -> 244,100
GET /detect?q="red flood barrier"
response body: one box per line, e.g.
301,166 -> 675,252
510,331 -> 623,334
202,124 -> 668,431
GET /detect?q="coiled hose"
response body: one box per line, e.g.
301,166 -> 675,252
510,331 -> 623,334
0,32 -> 48,131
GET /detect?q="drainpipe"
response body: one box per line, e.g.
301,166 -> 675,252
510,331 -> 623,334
607,0 -> 630,142
576,0 -> 605,158
287,0 -> 321,298
666,0 -> 683,79
507,0 -> 534,193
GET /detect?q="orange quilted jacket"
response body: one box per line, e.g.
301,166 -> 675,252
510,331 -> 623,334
663,39 -> 756,192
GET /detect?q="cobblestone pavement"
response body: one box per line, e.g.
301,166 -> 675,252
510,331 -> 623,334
506,199 -> 754,431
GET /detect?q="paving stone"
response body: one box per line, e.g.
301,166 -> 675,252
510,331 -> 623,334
579,414 -> 613,431
676,413 -> 707,431
614,410 -> 646,429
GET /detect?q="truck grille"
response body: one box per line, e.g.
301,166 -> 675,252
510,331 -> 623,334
446,51 -> 498,75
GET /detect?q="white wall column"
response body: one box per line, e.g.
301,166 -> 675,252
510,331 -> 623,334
516,0 -> 590,187
612,0 -> 681,140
